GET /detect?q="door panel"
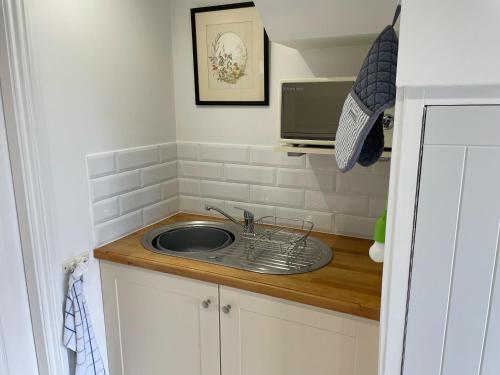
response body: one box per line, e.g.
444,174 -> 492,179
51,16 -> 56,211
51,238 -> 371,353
481,230 -> 500,374
403,145 -> 467,375
404,106 -> 500,375
441,147 -> 500,375
220,286 -> 379,375
100,261 -> 220,375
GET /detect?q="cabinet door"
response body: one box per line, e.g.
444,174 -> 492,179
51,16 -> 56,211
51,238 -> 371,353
403,106 -> 500,375
219,286 -> 379,375
100,261 -> 220,375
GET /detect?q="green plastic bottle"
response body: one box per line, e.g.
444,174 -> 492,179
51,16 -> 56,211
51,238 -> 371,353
369,209 -> 386,262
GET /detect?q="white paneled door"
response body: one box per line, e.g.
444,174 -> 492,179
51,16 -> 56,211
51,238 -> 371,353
404,106 -> 500,375
0,86 -> 39,374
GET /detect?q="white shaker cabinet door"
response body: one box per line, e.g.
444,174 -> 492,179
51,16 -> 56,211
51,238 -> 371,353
404,106 -> 500,375
219,286 -> 379,375
100,261 -> 220,375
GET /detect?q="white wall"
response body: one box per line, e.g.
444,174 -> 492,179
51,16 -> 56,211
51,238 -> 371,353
171,0 -> 371,145
397,0 -> 500,87
23,0 -> 176,372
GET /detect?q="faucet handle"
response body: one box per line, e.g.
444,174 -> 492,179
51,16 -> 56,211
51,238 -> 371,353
234,207 -> 255,234
233,207 -> 254,220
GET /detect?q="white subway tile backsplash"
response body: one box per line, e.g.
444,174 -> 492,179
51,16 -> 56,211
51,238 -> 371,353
87,153 -> 116,178
369,196 -> 386,218
305,190 -> 369,216
277,168 -> 335,190
119,185 -> 161,214
95,211 -> 142,246
116,146 -> 159,172
91,170 -> 141,202
87,144 -> 179,245
87,142 -> 390,242
177,160 -> 224,179
92,197 -> 119,224
141,162 -> 177,186
200,143 -> 248,163
161,179 -> 179,199
336,172 -> 389,196
143,197 -> 179,225
224,164 -> 275,185
371,160 -> 391,176
159,143 -> 177,162
178,178 -> 201,196
201,180 -> 249,201
306,154 -> 372,174
276,207 -> 333,232
224,201 -> 276,219
179,195 -> 224,215
250,185 -> 304,208
249,146 -> 306,168
177,142 -> 199,160
349,165 -> 372,175
334,215 -> 376,238
306,154 -> 337,170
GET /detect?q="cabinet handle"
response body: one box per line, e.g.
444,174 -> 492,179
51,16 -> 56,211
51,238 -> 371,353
202,299 -> 211,309
222,304 -> 232,314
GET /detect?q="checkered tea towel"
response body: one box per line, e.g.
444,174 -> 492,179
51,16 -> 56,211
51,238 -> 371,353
64,263 -> 106,375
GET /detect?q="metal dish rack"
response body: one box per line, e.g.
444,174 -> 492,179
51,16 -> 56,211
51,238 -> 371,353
241,216 -> 315,265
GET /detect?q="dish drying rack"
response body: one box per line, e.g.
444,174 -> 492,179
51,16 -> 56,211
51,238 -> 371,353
241,216 -> 315,265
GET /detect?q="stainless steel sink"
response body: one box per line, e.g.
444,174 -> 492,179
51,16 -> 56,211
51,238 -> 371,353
147,222 -> 236,253
142,220 -> 333,275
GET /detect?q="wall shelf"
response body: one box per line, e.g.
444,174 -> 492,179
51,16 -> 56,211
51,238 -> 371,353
274,144 -> 392,159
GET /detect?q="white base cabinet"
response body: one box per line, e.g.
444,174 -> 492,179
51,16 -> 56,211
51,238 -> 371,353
101,261 -> 379,375
220,286 -> 379,375
101,261 -> 220,375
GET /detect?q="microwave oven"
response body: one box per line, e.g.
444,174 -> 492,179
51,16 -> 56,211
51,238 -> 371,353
279,77 -> 355,146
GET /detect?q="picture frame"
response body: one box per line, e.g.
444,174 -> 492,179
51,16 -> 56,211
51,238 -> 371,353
190,2 -> 270,105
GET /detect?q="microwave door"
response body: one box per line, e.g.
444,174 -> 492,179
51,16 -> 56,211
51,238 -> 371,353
281,81 -> 352,141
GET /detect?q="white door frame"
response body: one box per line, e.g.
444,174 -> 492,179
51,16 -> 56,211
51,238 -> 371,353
0,80 -> 39,375
0,1 -> 65,374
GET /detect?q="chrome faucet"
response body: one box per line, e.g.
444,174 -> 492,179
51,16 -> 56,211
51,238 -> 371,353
205,205 -> 255,234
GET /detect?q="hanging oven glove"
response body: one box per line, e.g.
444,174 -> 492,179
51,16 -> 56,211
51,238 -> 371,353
358,113 -> 384,167
335,5 -> 400,172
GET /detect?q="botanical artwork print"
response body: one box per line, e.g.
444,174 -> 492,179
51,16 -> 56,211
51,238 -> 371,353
192,4 -> 267,103
208,31 -> 248,84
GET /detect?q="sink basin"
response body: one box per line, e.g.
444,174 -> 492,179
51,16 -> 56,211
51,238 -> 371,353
142,220 -> 333,275
144,222 -> 236,253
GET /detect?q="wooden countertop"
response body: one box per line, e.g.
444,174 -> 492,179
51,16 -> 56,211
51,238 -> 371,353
94,213 -> 383,321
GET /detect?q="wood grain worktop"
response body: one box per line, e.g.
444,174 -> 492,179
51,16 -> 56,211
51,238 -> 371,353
94,213 -> 383,320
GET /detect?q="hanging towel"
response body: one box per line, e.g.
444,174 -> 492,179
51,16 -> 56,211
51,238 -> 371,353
64,263 -> 106,375
335,5 -> 400,172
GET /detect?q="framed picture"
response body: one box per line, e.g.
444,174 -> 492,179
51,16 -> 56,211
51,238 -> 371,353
190,2 -> 269,105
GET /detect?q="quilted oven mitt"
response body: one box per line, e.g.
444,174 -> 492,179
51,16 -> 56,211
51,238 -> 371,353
335,5 -> 400,172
